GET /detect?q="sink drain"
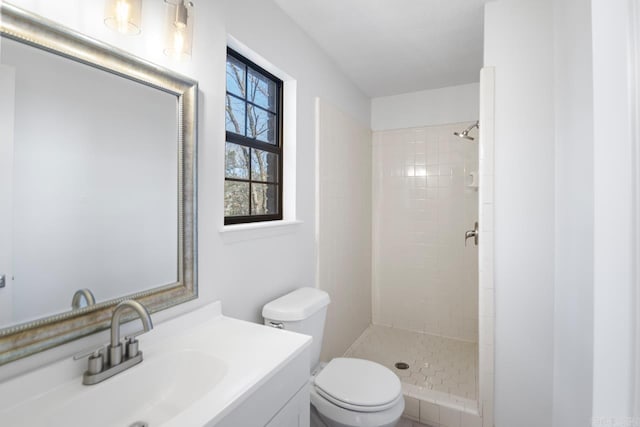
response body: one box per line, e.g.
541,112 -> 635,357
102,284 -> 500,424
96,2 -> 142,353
129,422 -> 148,427
395,362 -> 410,370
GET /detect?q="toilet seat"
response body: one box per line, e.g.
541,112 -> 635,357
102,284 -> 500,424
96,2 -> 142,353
310,379 -> 405,427
314,358 -> 402,413
315,387 -> 404,412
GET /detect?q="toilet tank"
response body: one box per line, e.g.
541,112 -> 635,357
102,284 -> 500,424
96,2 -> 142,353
262,288 -> 330,372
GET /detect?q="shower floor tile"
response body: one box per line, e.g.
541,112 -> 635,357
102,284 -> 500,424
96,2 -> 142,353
344,325 -> 478,410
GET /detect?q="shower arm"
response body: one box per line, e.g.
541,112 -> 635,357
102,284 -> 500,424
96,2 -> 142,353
464,121 -> 479,133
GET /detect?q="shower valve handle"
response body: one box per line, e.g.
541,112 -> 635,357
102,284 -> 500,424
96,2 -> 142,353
465,222 -> 479,247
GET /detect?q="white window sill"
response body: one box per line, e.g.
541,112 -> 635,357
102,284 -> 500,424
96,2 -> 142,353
219,220 -> 303,243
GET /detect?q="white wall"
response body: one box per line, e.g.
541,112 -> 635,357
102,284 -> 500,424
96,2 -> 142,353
591,0 -> 636,419
0,0 -> 370,380
217,0 -> 369,323
552,0 -> 637,423
551,0 -> 595,425
371,83 -> 479,131
486,0 -> 638,425
316,99 -> 372,361
633,1 -> 640,416
484,1 -> 556,426
372,123 -> 478,342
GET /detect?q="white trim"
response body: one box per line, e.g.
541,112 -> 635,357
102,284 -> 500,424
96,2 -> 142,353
226,35 -> 295,82
478,66 -> 496,427
220,219 -> 302,233
219,220 -> 302,243
631,0 -> 640,417
314,97 -> 321,291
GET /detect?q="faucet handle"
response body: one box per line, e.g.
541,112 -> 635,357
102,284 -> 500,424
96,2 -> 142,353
124,329 -> 148,341
73,345 -> 104,361
125,337 -> 140,358
123,327 -> 151,359
73,346 -> 104,375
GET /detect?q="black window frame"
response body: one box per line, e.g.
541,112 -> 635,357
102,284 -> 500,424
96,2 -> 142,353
224,47 -> 284,225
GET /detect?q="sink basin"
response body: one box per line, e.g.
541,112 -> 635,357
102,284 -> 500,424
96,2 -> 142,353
1,349 -> 227,427
0,302 -> 311,427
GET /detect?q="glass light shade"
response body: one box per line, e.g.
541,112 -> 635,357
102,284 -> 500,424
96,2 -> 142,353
104,0 -> 142,35
164,0 -> 194,61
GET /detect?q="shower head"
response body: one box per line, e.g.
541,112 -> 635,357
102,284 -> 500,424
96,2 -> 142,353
454,121 -> 479,141
454,131 -> 475,141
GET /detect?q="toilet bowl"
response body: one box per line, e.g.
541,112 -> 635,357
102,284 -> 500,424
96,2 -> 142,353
310,358 -> 404,427
262,288 -> 404,427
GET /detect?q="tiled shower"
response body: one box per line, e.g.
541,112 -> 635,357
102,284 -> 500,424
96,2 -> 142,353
372,123 -> 478,342
347,122 -> 481,425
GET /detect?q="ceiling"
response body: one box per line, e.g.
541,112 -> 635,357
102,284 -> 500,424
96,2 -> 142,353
274,0 -> 488,98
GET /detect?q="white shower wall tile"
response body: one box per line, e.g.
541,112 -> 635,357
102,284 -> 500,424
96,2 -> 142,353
404,395 -> 421,420
478,67 -> 495,427
420,400 -> 441,424
372,123 -> 479,342
397,418 -> 432,427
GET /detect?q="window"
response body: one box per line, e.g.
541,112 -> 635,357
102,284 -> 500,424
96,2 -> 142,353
224,48 -> 283,225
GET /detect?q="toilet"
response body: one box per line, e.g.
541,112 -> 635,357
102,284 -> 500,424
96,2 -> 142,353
262,288 -> 404,427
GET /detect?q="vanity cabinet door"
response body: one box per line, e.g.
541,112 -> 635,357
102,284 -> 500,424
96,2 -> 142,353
266,384 -> 310,427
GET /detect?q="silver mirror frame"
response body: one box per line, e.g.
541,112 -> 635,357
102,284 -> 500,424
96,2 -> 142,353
0,3 -> 198,365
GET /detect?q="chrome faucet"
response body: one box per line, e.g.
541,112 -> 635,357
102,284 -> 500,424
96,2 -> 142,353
108,300 -> 153,366
71,288 -> 96,309
465,221 -> 479,247
74,299 -> 153,385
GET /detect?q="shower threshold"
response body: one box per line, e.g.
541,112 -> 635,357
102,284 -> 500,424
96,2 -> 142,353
344,324 -> 479,414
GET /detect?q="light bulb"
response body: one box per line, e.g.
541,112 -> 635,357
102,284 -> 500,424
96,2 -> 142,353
115,0 -> 130,33
173,30 -> 185,56
163,0 -> 194,60
104,0 -> 141,36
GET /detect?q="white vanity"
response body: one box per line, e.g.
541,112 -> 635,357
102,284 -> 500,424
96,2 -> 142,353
0,302 -> 311,426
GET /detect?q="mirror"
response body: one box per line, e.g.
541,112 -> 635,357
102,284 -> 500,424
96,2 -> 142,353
1,37 -> 179,325
0,3 -> 197,364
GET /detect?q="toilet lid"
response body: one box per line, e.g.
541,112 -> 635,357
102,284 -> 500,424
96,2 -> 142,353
314,358 -> 402,412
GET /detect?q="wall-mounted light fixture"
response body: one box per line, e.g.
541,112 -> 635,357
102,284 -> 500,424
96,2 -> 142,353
163,0 -> 194,61
104,0 -> 142,35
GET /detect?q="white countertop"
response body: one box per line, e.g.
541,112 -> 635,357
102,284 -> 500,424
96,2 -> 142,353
0,302 -> 312,426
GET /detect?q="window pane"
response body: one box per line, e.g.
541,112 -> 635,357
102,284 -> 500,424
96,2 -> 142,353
251,149 -> 278,183
224,181 -> 249,216
247,68 -> 277,111
251,183 -> 278,215
226,55 -> 245,98
225,95 -> 246,135
247,105 -> 276,144
225,143 -> 249,179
